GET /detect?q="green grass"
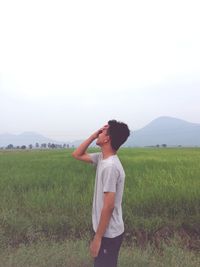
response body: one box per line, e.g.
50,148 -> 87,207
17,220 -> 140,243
0,148 -> 199,266
120,148 -> 200,232
1,148 -> 199,241
0,235 -> 199,267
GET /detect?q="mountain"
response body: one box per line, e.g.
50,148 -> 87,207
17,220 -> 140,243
0,132 -> 97,148
125,116 -> 200,147
0,132 -> 66,147
1,116 -> 200,148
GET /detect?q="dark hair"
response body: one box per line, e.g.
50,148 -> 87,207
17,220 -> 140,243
107,120 -> 130,151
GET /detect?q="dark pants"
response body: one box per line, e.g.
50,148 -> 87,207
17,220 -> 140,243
94,232 -> 124,267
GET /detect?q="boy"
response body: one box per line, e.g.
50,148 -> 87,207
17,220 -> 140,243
72,120 -> 130,267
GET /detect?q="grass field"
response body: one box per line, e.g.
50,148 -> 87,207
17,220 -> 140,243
0,148 -> 199,266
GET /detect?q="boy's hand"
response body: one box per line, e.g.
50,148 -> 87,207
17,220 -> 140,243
91,125 -> 109,140
89,235 -> 102,258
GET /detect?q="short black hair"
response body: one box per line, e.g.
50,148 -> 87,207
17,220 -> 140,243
107,120 -> 130,151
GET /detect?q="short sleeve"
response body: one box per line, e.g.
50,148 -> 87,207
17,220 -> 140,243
88,152 -> 101,167
102,165 -> 119,193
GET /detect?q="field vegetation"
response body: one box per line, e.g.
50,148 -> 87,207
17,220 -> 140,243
0,148 -> 199,266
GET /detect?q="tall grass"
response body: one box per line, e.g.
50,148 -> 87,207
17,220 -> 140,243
0,148 -> 199,246
0,235 -> 199,267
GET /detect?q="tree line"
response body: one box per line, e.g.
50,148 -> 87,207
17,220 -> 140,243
2,143 -> 74,150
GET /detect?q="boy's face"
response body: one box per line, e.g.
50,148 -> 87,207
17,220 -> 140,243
96,124 -> 110,146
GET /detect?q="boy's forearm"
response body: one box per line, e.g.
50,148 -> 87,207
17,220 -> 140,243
95,206 -> 113,239
72,135 -> 95,156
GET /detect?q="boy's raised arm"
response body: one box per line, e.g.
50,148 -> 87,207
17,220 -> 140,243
71,125 -> 108,163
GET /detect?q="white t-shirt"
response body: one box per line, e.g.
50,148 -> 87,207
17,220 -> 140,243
89,152 -> 125,238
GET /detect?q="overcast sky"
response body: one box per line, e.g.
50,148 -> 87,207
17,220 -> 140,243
0,0 -> 200,141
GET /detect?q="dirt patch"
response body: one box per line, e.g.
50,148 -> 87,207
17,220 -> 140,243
124,225 -> 200,251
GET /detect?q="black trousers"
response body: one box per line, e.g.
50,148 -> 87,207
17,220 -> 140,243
94,232 -> 124,267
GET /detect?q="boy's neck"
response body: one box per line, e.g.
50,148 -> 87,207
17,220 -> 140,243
101,147 -> 117,160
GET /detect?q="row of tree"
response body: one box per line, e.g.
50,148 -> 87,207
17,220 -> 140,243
3,143 -> 74,150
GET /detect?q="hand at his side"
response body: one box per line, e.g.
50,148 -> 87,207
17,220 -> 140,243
89,235 -> 102,258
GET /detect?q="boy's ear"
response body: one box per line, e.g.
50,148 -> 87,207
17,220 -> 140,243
104,135 -> 110,143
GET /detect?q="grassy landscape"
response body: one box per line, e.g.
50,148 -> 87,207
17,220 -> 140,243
0,148 -> 199,266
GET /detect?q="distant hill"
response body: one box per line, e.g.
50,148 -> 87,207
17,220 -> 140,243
125,116 -> 200,147
1,116 -> 200,148
0,132 -> 65,147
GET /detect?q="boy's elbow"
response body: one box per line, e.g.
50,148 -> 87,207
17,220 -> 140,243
72,152 -> 77,158
72,151 -> 81,160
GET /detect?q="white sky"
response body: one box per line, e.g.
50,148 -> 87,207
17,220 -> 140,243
0,0 -> 200,141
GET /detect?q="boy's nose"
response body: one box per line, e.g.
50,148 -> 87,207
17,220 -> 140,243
103,124 -> 109,129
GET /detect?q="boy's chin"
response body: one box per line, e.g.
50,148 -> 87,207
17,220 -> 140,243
96,140 -> 100,146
